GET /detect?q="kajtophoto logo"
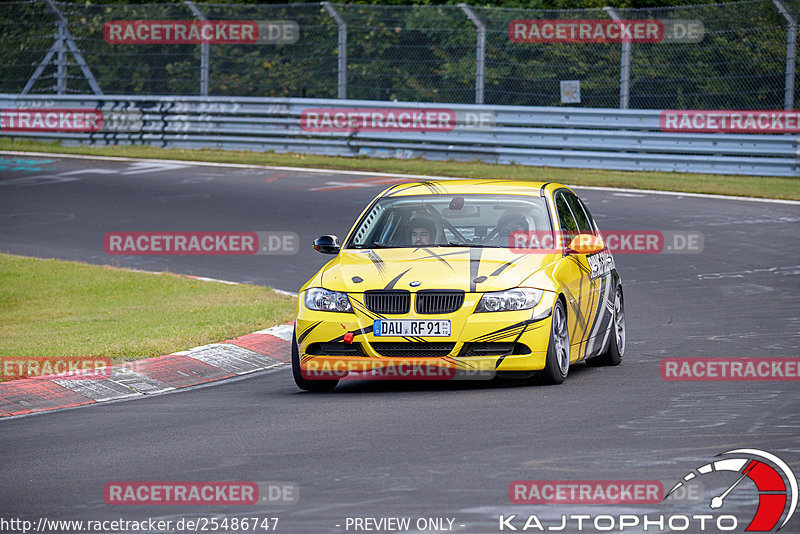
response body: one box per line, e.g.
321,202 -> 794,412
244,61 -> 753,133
498,450 -> 796,531
665,449 -> 797,532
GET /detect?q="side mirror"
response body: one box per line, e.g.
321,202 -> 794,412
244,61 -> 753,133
313,235 -> 340,254
566,234 -> 606,255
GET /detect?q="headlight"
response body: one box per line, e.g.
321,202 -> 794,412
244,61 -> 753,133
476,288 -> 543,312
304,288 -> 353,313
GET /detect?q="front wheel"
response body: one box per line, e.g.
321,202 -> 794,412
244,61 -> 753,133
540,299 -> 570,385
590,285 -> 625,366
291,329 -> 339,392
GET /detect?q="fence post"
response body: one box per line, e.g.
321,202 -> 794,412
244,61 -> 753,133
603,7 -> 630,109
22,0 -> 102,95
184,0 -> 209,97
458,3 -> 485,105
322,2 -> 347,99
56,21 -> 66,94
773,0 -> 797,110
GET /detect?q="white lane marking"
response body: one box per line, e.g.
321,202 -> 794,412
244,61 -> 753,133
120,161 -> 188,175
570,184 -> 800,205
59,169 -> 118,176
309,180 -> 377,190
272,288 -> 298,298
187,275 -> 240,285
697,265 -> 800,280
252,324 -> 294,341
2,150 -> 795,204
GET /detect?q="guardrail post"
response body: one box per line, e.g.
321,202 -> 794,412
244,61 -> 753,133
458,3 -> 485,105
322,2 -> 347,99
184,0 -> 209,97
773,0 -> 797,110
603,6 -> 630,109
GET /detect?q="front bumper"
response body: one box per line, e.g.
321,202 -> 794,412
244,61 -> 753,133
296,291 -> 555,377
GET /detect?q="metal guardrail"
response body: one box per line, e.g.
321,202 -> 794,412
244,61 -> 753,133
0,94 -> 797,177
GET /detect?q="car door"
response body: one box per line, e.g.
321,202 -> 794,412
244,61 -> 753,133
553,191 -> 591,362
575,196 -> 617,359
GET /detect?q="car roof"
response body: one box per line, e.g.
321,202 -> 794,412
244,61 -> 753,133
377,179 -> 571,198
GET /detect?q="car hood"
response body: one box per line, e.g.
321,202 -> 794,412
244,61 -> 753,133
321,247 -> 559,293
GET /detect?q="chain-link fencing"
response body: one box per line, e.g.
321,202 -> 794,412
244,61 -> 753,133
1,0 -> 797,109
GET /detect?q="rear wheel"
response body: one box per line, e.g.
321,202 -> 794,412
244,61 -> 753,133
590,285 -> 625,366
540,299 -> 570,385
292,329 -> 339,392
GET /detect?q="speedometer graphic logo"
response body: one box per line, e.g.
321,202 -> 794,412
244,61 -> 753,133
665,449 -> 797,531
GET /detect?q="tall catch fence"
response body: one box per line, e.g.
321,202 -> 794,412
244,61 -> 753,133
1,0 -> 798,109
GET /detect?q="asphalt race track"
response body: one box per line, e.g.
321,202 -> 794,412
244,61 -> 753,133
1,154 -> 799,534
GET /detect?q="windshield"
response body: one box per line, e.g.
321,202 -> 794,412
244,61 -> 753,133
347,194 -> 552,249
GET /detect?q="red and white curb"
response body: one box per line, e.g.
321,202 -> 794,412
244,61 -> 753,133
0,323 -> 294,418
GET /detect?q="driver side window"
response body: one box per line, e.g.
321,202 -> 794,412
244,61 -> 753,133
565,193 -> 594,235
555,192 -> 579,247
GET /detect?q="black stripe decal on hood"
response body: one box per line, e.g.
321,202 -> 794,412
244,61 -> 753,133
384,268 -> 412,290
366,250 -> 388,278
417,247 -> 457,272
469,247 -> 483,293
490,255 -> 525,277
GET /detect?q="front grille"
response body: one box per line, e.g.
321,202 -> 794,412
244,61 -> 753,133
459,342 -> 515,357
306,342 -> 365,356
415,290 -> 465,314
371,342 -> 455,358
364,290 -> 410,314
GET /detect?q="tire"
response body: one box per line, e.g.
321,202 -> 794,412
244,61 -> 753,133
590,285 -> 625,366
292,329 -> 339,392
540,299 -> 570,385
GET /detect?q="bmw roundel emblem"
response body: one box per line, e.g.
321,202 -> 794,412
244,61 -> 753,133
409,281 -> 421,287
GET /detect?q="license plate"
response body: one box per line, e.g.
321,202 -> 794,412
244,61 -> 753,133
374,319 -> 450,337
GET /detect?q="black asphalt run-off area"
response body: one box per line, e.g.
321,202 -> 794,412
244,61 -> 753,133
1,154 -> 799,534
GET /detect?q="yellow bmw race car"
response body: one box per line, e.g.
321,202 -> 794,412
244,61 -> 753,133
292,180 -> 625,391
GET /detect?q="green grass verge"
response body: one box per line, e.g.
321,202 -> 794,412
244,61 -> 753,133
0,253 -> 296,368
1,138 -> 797,200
